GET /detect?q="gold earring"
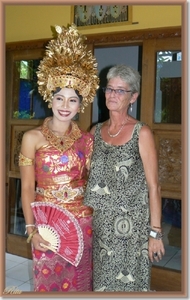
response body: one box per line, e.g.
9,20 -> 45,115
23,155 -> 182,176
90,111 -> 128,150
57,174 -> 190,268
48,94 -> 53,108
48,101 -> 52,108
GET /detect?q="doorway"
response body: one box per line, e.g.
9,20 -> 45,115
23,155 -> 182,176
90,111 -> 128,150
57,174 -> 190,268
92,45 -> 142,124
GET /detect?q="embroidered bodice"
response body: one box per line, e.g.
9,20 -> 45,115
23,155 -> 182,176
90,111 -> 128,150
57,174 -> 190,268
35,117 -> 94,217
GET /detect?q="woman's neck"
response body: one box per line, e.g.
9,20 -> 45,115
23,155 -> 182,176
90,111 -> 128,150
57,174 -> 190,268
109,113 -> 129,127
48,117 -> 72,136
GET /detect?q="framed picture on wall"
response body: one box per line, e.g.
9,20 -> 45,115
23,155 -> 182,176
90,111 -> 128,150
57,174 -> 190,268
72,5 -> 132,28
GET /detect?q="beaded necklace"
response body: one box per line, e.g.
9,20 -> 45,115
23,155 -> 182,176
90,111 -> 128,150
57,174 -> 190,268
41,117 -> 82,152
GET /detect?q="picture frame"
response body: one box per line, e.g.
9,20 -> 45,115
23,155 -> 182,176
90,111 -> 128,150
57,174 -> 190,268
72,5 -> 132,28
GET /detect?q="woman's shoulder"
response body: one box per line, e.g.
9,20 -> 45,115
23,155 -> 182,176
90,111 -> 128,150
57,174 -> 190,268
23,117 -> 51,138
137,120 -> 152,131
22,126 -> 42,139
20,126 -> 43,155
21,125 -> 44,152
132,119 -> 149,130
129,119 -> 152,140
137,122 -> 154,140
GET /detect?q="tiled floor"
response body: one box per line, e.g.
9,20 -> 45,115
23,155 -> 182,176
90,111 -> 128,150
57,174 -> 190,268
5,252 -> 33,292
5,244 -> 181,293
152,245 -> 181,270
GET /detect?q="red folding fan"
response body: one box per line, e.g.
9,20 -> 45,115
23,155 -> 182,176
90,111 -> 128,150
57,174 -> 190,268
31,201 -> 84,267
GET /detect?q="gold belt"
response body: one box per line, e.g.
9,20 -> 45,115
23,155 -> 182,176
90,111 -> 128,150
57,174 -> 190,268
35,195 -> 93,218
63,205 -> 93,218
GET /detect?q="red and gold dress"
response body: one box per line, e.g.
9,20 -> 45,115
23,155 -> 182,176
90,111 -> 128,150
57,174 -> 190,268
32,117 -> 94,292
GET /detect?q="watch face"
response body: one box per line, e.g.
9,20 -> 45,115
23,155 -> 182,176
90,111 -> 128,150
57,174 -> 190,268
150,230 -> 157,238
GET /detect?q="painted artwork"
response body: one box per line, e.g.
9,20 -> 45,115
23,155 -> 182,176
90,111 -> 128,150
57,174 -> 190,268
73,5 -> 131,27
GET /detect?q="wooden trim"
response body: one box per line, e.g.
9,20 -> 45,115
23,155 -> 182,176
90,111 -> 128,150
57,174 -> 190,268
6,234 -> 32,259
6,27 -> 181,51
151,266 -> 181,291
85,26 -> 181,45
140,37 -> 181,126
6,39 -> 49,51
9,171 -> 20,179
161,190 -> 181,200
76,105 -> 93,132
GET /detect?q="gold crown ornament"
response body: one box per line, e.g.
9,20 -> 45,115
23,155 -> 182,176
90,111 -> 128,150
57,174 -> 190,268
37,24 -> 99,112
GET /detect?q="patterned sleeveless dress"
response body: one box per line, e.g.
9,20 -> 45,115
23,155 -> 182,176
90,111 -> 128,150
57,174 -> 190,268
32,117 -> 94,292
84,122 -> 151,292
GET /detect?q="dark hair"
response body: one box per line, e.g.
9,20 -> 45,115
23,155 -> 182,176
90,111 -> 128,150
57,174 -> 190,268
53,87 -> 62,95
53,87 -> 83,103
75,90 -> 83,103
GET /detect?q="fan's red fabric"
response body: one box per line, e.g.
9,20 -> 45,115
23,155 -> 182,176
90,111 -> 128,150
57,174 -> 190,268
31,202 -> 84,267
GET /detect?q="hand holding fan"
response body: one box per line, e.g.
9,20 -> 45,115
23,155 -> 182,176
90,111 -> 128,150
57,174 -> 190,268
31,201 -> 84,267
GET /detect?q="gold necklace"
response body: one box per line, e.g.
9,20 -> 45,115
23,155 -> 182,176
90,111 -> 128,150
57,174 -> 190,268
107,116 -> 129,138
41,117 -> 82,152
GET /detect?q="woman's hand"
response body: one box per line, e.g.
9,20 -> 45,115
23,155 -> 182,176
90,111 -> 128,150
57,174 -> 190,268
31,232 -> 52,252
148,237 -> 165,263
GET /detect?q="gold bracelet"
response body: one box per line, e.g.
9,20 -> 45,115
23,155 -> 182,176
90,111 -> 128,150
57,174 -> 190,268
26,228 -> 38,243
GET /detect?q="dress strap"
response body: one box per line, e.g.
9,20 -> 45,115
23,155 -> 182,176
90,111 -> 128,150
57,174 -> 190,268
131,121 -> 145,139
94,123 -> 103,139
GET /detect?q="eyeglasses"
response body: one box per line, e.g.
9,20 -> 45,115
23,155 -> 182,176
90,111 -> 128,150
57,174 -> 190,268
102,87 -> 132,95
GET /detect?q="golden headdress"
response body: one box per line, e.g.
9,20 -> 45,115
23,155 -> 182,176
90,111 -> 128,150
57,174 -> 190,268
37,24 -> 99,112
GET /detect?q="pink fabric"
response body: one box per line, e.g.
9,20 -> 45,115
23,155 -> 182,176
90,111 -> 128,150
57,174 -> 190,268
32,120 -> 94,292
32,216 -> 92,292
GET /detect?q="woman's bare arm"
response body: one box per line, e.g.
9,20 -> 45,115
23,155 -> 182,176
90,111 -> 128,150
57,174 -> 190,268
20,129 -> 50,251
139,125 -> 165,262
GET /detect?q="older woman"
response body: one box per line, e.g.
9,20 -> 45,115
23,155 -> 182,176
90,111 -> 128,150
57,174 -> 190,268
84,64 -> 165,292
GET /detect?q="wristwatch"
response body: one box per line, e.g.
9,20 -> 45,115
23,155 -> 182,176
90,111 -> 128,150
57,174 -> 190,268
149,229 -> 163,240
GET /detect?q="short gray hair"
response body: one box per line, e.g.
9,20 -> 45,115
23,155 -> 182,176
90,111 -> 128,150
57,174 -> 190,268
107,65 -> 141,94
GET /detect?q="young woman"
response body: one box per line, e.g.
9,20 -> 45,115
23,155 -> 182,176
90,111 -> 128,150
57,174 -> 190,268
19,24 -> 99,292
